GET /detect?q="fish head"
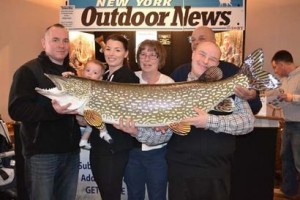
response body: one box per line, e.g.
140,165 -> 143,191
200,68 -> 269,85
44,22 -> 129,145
35,74 -> 91,112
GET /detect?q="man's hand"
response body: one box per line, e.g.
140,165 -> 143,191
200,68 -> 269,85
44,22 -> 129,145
52,99 -> 78,115
278,92 -> 293,102
181,107 -> 208,128
234,85 -> 257,100
62,71 -> 75,77
113,117 -> 138,136
153,126 -> 169,134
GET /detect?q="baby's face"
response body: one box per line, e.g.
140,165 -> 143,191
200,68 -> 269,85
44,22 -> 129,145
83,63 -> 104,80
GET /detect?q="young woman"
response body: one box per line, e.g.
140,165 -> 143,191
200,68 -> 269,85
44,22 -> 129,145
89,34 -> 139,200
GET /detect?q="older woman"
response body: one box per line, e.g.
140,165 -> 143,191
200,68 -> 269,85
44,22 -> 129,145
116,39 -> 173,200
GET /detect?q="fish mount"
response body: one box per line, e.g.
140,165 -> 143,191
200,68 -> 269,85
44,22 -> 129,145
36,49 -> 280,135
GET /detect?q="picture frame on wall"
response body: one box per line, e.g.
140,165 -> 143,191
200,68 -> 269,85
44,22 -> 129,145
69,31 -> 95,76
215,30 -> 245,67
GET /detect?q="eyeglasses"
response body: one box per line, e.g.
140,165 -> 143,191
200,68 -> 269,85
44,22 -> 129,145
139,53 -> 158,60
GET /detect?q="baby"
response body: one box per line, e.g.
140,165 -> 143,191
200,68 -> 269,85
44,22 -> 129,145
63,59 -> 113,149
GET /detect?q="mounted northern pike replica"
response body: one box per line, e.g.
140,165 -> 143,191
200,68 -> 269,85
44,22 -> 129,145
36,49 -> 280,135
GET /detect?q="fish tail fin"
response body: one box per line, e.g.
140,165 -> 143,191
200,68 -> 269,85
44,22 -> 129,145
239,48 -> 281,91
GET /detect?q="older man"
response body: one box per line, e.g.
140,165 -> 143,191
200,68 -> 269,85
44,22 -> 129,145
8,23 -> 81,200
167,40 -> 255,200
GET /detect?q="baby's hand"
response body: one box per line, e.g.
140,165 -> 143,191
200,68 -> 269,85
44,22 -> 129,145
62,71 -> 75,77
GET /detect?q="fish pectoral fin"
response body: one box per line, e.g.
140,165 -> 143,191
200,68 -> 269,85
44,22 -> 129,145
169,122 -> 191,136
83,110 -> 104,129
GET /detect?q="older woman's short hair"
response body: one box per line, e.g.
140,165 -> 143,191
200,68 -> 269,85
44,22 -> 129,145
136,40 -> 167,69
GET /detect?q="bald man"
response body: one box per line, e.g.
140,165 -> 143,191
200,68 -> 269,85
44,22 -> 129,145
167,39 -> 255,200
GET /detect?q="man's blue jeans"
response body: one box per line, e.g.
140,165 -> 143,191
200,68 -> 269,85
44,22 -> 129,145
281,122 -> 300,196
25,152 -> 80,200
124,146 -> 168,200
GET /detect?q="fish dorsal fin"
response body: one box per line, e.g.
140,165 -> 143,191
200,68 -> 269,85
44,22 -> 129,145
83,110 -> 104,129
169,122 -> 191,136
198,66 -> 223,82
213,97 -> 235,112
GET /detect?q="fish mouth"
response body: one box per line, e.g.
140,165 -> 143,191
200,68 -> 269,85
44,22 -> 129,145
35,87 -> 65,97
44,73 -> 67,91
